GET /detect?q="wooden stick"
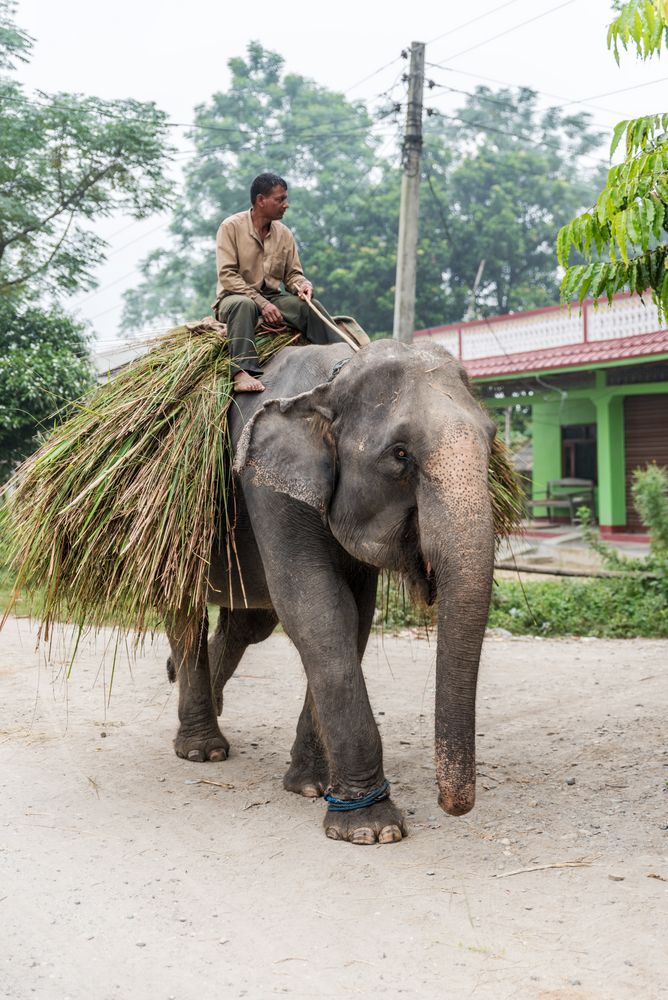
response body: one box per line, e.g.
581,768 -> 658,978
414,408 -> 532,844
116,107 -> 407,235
494,562 -> 658,580
493,859 -> 595,879
302,295 -> 361,352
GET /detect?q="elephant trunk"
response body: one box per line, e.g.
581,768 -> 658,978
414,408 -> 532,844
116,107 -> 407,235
419,431 -> 495,816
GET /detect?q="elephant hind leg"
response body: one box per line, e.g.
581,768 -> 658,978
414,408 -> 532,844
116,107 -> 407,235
168,606 -> 277,763
208,607 -> 278,715
166,608 -> 229,763
284,687 -> 329,798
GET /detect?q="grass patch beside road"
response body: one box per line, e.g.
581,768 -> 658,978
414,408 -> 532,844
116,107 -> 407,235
488,576 -> 668,638
380,574 -> 668,638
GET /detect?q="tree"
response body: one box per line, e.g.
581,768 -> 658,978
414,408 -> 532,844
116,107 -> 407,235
0,0 -> 173,477
557,1 -> 668,314
418,87 -> 607,324
0,0 -> 173,300
0,301 -> 92,479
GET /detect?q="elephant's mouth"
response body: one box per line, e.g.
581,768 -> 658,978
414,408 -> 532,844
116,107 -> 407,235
404,508 -> 437,608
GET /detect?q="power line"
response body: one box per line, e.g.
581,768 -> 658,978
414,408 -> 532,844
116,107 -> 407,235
425,81 -> 614,145
573,74 -> 668,105
425,63 -> 668,124
0,86 -> 399,141
425,107 -> 609,169
435,0 -> 577,63
426,0 -> 526,45
343,54 -> 406,95
169,108 -> 402,161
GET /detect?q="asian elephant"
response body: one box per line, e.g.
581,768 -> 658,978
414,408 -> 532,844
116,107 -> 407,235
165,338 -> 497,845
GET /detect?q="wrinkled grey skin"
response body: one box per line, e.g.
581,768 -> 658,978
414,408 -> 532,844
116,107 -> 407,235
166,339 -> 497,845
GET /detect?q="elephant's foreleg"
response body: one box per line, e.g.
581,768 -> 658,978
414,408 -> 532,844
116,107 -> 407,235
166,608 -> 229,763
284,568 -> 376,799
248,506 -> 403,842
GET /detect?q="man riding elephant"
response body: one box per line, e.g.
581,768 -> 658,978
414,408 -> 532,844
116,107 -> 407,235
213,172 -> 344,393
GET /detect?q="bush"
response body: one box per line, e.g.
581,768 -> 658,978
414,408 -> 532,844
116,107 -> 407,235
488,575 -> 668,638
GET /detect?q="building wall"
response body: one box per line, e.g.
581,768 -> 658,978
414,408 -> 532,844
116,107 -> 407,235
482,375 -> 668,531
531,397 -> 596,502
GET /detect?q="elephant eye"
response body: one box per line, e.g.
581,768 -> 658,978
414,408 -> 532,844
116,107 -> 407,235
393,446 -> 409,461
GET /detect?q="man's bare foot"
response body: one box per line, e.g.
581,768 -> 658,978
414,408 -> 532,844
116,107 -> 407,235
233,371 -> 265,393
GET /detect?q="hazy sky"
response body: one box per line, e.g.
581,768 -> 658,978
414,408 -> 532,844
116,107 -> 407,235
13,0 -> 668,345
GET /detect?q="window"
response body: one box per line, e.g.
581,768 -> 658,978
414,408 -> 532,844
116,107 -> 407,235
561,424 -> 597,482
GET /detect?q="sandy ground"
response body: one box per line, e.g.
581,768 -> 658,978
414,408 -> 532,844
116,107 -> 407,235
0,617 -> 667,1000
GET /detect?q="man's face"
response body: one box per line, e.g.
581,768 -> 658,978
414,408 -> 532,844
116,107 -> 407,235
257,184 -> 289,220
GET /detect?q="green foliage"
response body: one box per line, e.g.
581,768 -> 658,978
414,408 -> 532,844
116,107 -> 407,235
488,575 -> 668,637
558,2 -> 668,314
0,1 -> 171,478
0,0 -> 31,71
632,462 -> 668,554
422,88 -> 606,321
123,47 -> 605,335
375,570 -> 668,637
607,0 -> 668,62
579,464 -> 668,582
0,1 -> 173,300
0,300 -> 93,480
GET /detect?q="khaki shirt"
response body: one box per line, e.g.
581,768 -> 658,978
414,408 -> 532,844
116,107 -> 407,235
214,210 -> 308,310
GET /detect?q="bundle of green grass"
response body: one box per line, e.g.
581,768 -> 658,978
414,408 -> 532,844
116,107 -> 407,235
2,319 -> 301,638
2,320 -> 525,639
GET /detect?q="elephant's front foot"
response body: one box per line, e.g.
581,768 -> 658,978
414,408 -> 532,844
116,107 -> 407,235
174,724 -> 230,763
324,799 -> 407,845
283,757 -> 329,798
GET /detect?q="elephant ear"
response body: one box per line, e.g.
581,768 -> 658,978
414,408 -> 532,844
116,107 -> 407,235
233,383 -> 336,518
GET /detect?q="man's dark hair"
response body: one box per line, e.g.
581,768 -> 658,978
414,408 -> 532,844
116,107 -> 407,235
250,172 -> 288,205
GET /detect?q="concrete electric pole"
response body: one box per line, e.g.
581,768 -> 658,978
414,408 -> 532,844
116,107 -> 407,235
393,41 -> 425,343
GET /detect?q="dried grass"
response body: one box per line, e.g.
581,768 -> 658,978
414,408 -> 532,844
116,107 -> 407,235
2,319 -> 299,640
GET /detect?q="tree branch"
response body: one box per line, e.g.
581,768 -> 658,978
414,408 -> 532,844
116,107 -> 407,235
1,160 -> 118,251
0,208 -> 79,292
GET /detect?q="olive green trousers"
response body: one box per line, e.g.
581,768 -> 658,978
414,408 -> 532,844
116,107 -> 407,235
215,288 -> 342,376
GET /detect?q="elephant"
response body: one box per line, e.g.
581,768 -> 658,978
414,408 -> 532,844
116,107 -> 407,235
165,337 -> 497,845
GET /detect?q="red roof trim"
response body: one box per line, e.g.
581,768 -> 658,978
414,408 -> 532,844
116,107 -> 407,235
463,329 -> 668,379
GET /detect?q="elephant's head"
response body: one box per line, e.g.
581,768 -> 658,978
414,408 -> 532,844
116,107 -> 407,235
234,340 -> 497,817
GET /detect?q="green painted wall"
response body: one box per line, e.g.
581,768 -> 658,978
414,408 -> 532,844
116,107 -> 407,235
595,394 -> 626,526
480,368 -> 668,529
530,397 -> 596,515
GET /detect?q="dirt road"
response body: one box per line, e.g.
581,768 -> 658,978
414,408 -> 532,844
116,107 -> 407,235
1,617 -> 666,1000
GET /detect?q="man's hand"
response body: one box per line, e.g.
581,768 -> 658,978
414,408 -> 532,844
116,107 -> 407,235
261,301 -> 283,326
297,282 -> 313,301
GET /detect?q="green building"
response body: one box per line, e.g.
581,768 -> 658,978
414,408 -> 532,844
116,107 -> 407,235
414,294 -> 668,537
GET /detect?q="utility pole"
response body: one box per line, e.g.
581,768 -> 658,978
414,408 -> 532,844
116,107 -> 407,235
393,41 -> 425,343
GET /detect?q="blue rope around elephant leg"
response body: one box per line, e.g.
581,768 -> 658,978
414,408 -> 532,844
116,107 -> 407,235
323,780 -> 390,812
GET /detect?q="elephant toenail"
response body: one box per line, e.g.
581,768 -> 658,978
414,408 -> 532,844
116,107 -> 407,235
187,749 -> 204,761
325,827 -> 342,840
209,749 -> 226,762
351,828 -> 375,845
379,826 -> 403,844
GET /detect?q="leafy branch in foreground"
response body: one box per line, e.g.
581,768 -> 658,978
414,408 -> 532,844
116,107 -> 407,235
607,0 -> 668,62
558,2 -> 668,313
